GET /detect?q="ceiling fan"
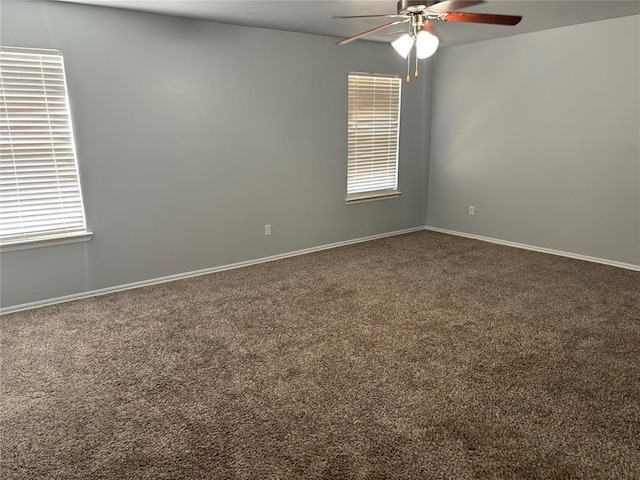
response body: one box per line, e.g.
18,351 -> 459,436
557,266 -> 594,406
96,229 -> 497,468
336,1 -> 522,81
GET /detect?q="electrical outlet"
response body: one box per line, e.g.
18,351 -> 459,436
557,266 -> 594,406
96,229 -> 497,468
468,206 -> 475,216
264,224 -> 271,236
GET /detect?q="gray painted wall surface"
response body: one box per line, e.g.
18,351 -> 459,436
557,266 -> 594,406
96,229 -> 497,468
427,15 -> 640,266
0,1 -> 430,308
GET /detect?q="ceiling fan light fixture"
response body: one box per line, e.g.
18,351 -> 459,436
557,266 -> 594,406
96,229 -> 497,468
391,34 -> 415,58
416,29 -> 439,59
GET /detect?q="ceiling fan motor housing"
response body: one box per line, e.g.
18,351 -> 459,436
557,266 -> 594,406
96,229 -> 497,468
397,0 -> 442,15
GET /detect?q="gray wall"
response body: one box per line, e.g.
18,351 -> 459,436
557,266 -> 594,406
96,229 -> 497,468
0,0 -> 431,308
427,15 -> 640,266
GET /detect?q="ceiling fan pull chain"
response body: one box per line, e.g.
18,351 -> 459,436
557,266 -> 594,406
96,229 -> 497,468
406,48 -> 411,83
414,46 -> 419,78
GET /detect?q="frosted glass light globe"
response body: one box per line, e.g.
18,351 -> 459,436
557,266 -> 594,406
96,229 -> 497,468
391,34 -> 415,58
416,30 -> 439,59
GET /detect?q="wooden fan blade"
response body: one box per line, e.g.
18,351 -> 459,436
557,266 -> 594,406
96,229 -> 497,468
427,0 -> 485,14
337,20 -> 406,45
443,12 -> 522,26
334,14 -> 407,19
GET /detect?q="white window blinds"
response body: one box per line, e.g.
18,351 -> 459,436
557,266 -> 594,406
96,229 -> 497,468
0,46 -> 89,248
347,73 -> 401,201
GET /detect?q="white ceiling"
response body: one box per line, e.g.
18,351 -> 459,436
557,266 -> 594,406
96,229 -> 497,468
54,0 -> 640,47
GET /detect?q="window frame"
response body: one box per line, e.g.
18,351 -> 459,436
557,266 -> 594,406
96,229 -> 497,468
345,72 -> 402,204
0,46 -> 91,252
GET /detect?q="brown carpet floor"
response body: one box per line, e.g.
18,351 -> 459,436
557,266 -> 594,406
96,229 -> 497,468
1,231 -> 639,479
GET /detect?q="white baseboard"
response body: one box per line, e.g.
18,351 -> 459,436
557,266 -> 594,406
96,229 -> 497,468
424,226 -> 640,272
1,226 -> 425,315
4,225 -> 637,315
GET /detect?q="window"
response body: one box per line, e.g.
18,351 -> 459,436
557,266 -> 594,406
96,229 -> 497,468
0,46 -> 90,251
346,73 -> 401,203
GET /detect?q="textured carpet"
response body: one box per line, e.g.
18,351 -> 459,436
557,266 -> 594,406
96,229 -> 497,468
1,231 -> 639,479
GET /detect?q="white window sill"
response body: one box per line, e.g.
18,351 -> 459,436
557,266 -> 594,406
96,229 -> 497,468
346,190 -> 401,205
0,232 -> 93,253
